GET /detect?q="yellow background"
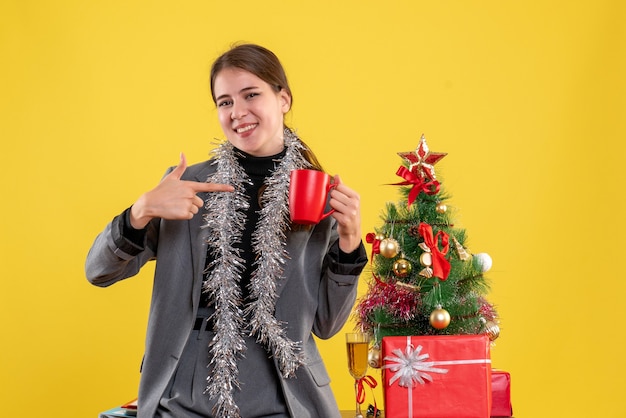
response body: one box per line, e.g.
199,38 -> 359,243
1,1 -> 624,417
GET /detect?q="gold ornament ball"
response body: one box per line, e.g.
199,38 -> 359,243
379,238 -> 400,258
484,320 -> 500,341
436,202 -> 447,214
368,346 -> 382,369
429,306 -> 451,330
392,258 -> 412,277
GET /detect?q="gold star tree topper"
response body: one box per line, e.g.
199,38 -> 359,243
397,134 -> 447,180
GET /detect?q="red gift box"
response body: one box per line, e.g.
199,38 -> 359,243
491,370 -> 512,417
382,335 -> 492,418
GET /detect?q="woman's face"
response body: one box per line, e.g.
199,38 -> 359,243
214,67 -> 291,157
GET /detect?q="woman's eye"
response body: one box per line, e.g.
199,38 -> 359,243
217,100 -> 232,107
246,92 -> 260,99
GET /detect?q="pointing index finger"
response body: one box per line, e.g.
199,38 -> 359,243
187,180 -> 234,193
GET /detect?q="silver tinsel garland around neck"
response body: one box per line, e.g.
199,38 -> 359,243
202,128 -> 311,418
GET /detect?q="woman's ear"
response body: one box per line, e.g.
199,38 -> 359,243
279,89 -> 291,114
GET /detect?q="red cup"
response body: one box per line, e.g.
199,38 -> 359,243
289,169 -> 336,224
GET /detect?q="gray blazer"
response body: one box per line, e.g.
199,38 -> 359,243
85,160 -> 367,418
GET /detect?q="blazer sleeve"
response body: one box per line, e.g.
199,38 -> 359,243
313,239 -> 367,339
85,208 -> 160,287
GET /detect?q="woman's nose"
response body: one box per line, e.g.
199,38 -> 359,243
231,102 -> 247,120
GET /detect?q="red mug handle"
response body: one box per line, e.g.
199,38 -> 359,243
319,183 -> 337,221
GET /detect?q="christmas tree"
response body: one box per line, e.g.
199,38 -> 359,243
356,135 -> 500,366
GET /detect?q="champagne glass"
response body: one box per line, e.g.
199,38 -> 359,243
345,332 -> 371,418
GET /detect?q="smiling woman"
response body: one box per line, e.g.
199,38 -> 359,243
213,66 -> 291,157
85,43 -> 368,418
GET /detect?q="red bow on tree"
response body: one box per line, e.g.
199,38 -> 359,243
418,222 -> 451,281
366,232 -> 382,264
393,166 -> 441,206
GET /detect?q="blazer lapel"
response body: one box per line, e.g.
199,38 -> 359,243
189,165 -> 214,314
